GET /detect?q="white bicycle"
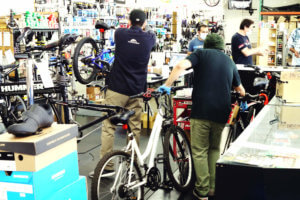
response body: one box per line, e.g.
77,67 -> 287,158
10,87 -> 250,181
91,87 -> 194,200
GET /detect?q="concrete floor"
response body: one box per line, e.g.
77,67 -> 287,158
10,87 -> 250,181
76,113 -> 195,200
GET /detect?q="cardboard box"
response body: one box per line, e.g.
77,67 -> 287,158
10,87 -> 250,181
290,16 -> 298,22
48,176 -> 87,200
0,151 -> 79,200
0,138 -> 77,172
277,16 -> 286,23
86,86 -> 101,101
267,16 -> 274,22
0,124 -> 78,155
276,71 -> 300,103
278,105 -> 300,130
289,22 -> 297,31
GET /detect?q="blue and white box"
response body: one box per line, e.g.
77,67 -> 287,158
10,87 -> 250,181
0,151 -> 79,200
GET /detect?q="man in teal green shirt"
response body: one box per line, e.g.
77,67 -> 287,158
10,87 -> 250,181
158,34 -> 245,200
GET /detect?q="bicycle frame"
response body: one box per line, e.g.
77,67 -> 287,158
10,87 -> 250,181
112,107 -> 164,190
87,49 -> 114,70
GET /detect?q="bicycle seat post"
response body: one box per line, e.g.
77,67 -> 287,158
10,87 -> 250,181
99,29 -> 105,49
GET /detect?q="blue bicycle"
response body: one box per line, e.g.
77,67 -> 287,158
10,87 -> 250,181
73,21 -> 114,84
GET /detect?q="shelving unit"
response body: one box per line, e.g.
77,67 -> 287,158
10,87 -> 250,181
276,31 -> 287,66
257,27 -> 278,67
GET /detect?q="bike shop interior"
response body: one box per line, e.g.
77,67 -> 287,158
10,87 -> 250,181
0,0 -> 300,200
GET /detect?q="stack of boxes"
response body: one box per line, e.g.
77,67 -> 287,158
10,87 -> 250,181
276,71 -> 300,130
0,124 -> 87,200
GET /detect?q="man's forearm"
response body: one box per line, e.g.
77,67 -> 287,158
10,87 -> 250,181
242,48 -> 260,57
164,60 -> 192,87
290,47 -> 296,54
165,65 -> 185,87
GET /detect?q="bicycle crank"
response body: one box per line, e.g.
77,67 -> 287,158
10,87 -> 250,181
146,167 -> 161,191
117,184 -> 136,200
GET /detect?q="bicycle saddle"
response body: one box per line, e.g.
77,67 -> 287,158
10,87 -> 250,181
42,34 -> 78,51
95,20 -> 110,30
110,110 -> 135,125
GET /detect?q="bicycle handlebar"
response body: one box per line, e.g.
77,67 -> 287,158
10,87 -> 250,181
130,86 -> 188,100
231,92 -> 259,101
0,63 -> 18,71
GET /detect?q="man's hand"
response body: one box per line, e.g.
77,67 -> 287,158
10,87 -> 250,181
257,47 -> 268,56
295,51 -> 300,58
157,85 -> 171,95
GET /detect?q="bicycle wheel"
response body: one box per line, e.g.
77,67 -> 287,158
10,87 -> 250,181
223,123 -> 237,153
204,0 -> 220,7
5,95 -> 27,126
163,126 -> 194,192
91,151 -> 144,200
73,37 -> 99,84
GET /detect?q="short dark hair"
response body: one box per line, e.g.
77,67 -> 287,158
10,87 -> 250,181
197,24 -> 208,32
240,19 -> 254,30
129,9 -> 146,27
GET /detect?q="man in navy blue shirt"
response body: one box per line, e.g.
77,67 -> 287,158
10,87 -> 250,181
188,24 -> 209,55
90,9 -> 156,177
231,19 -> 267,64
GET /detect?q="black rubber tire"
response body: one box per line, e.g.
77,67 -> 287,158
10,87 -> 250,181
73,37 -> 99,84
223,123 -> 237,153
245,106 -> 255,128
91,150 -> 144,200
163,126 -> 194,192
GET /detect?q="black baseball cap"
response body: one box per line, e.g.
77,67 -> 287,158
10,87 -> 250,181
129,9 -> 146,24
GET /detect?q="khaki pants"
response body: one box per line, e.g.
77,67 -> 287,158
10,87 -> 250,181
190,118 -> 225,197
100,89 -> 143,169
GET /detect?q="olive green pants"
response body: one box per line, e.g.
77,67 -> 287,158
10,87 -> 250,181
100,89 -> 143,169
190,118 -> 225,196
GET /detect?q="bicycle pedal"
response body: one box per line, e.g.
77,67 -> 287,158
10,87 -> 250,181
155,154 -> 165,164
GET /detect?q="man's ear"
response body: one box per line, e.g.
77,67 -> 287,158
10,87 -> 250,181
128,20 -> 132,27
142,21 -> 147,30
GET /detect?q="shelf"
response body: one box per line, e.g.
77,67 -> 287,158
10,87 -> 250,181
260,11 -> 300,15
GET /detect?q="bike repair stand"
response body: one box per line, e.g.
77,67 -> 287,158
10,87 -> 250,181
155,153 -> 174,191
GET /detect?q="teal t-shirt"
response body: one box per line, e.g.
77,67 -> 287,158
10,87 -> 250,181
186,49 -> 241,123
188,37 -> 204,52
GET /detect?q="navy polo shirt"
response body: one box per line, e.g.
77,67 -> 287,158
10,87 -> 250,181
231,32 -> 252,65
108,26 -> 156,96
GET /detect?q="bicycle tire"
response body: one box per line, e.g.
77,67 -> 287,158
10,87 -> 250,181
204,0 -> 220,7
245,106 -> 255,127
73,37 -> 99,84
91,150 -> 144,200
223,123 -> 237,153
2,95 -> 27,127
163,126 -> 194,192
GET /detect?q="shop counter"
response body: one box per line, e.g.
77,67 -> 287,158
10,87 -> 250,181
216,98 -> 300,200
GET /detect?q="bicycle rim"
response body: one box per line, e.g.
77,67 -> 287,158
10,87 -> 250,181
73,37 -> 98,84
92,151 -> 144,200
204,0 -> 220,7
164,126 -> 193,192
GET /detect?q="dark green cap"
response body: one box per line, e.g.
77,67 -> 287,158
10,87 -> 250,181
204,33 -> 224,50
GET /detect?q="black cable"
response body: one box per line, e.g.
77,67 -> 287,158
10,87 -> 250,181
78,143 -> 101,155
